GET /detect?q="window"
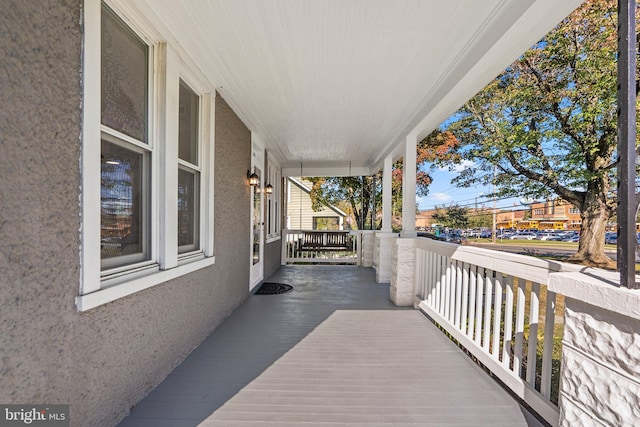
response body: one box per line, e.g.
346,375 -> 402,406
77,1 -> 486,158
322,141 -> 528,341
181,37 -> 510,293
100,3 -> 151,271
534,209 -> 543,216
569,207 -> 580,214
313,217 -> 340,230
79,0 -> 215,311
178,80 -> 200,254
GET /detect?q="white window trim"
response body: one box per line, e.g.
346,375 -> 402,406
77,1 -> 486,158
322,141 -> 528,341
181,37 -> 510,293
79,0 -> 215,311
265,154 -> 282,243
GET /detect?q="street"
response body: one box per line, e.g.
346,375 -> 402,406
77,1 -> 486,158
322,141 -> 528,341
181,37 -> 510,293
468,241 -> 619,260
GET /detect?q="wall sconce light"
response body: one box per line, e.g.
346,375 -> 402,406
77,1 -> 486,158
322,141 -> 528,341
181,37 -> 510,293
247,169 -> 259,186
264,183 -> 274,194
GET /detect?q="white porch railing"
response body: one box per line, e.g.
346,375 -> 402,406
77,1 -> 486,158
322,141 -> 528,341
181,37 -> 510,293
413,238 -> 574,426
282,230 -> 362,265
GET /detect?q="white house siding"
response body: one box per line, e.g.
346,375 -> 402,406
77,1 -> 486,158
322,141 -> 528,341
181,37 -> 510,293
287,179 -> 343,230
0,3 -> 252,425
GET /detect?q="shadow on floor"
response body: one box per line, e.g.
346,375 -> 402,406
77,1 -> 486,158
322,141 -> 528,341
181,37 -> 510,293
118,266 -> 407,426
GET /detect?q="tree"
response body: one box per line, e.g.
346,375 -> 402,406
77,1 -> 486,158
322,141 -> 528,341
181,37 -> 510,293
307,176 -> 376,230
438,0 -> 638,268
307,130 -> 460,230
432,204 -> 469,229
467,209 -> 492,229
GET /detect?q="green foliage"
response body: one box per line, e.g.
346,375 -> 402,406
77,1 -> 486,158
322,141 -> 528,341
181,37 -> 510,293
306,130 -> 458,229
431,0 -> 638,266
306,176 -> 375,230
467,210 -> 492,229
431,204 -> 469,229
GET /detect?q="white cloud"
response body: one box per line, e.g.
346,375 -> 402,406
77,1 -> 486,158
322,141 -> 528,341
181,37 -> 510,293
428,192 -> 453,203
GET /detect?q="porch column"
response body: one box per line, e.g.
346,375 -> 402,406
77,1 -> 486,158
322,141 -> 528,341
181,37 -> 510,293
374,156 -> 397,283
381,156 -> 393,233
402,133 -> 417,238
548,271 -> 640,426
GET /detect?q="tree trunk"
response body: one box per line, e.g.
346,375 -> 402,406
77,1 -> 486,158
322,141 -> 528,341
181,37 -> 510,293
568,199 -> 615,269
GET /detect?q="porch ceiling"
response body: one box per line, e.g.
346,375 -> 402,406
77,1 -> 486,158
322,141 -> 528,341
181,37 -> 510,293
142,0 -> 583,176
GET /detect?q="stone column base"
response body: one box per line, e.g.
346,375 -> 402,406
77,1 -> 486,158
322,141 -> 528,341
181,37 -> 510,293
390,238 -> 415,306
374,232 -> 397,283
360,231 -> 375,268
548,271 -> 640,427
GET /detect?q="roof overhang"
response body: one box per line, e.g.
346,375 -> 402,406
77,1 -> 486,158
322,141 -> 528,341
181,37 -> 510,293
134,0 -> 584,176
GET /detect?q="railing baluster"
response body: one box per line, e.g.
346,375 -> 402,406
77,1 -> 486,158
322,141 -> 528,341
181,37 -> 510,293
474,267 -> 484,345
526,282 -> 541,387
460,262 -> 469,333
482,270 -> 494,351
454,260 -> 463,328
435,254 -> 443,313
513,279 -> 526,377
425,251 -> 432,305
444,257 -> 452,320
467,264 -> 477,338
492,272 -> 503,360
541,289 -> 556,398
429,251 -> 436,303
502,275 -> 515,369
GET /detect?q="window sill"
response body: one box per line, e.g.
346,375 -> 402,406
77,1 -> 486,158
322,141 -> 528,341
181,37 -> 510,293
76,256 -> 216,312
266,235 -> 281,244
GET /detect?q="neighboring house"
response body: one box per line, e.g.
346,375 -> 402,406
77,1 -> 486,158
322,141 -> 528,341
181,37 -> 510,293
286,178 -> 346,230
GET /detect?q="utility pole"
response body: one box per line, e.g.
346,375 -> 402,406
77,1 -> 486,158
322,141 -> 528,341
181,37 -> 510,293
492,165 -> 497,243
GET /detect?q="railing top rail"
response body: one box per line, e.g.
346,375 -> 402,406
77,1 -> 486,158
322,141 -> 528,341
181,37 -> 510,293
415,237 -> 581,284
283,229 -> 354,234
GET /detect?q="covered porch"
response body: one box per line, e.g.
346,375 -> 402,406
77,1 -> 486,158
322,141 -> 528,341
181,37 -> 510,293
119,265 -> 542,426
4,1 -> 639,426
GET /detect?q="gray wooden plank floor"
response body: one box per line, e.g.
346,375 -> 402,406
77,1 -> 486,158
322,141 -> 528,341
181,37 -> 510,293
119,266 -> 542,426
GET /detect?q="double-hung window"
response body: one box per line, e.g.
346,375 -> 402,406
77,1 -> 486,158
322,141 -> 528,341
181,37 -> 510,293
178,80 -> 201,255
100,3 -> 151,271
79,0 -> 215,311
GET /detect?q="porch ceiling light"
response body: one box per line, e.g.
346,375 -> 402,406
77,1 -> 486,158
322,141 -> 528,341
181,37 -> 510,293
247,170 -> 259,186
265,183 -> 273,194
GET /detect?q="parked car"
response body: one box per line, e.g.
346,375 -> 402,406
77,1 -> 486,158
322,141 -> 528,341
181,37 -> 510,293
509,233 -> 537,240
605,232 -> 617,244
539,233 -> 562,241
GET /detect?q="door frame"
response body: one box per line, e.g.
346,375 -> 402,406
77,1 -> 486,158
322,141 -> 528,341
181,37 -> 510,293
249,136 -> 264,290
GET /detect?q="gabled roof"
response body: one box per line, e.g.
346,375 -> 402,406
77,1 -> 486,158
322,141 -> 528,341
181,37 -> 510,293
288,177 -> 347,217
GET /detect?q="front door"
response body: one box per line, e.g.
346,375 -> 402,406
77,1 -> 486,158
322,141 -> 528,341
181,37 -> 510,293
249,142 -> 264,290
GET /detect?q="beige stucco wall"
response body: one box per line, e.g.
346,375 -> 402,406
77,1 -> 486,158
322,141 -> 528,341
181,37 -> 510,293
0,2 -> 251,426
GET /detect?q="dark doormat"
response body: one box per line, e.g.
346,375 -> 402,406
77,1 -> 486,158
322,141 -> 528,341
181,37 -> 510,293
254,282 -> 293,295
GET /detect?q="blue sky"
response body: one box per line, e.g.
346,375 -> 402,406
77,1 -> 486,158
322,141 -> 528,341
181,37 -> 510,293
418,164 -> 522,212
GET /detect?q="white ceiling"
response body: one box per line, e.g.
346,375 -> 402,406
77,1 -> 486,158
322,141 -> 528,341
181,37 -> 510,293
140,0 -> 583,176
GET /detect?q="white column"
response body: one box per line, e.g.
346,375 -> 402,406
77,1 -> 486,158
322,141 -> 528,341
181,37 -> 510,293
402,133 -> 417,237
381,156 -> 393,233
